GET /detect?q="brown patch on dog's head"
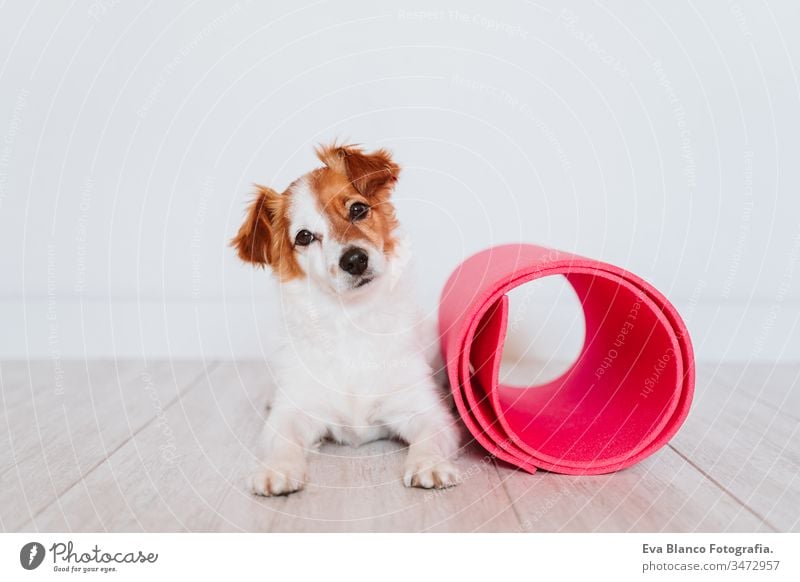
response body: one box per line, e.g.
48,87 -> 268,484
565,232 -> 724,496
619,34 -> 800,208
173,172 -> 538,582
315,143 -> 400,199
313,143 -> 400,254
230,185 -> 303,280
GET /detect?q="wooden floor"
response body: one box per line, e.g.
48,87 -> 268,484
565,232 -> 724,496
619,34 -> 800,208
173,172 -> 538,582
1,360 -> 797,532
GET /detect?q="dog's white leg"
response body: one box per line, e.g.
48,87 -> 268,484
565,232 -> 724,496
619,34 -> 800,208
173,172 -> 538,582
249,405 -> 324,497
389,399 -> 462,489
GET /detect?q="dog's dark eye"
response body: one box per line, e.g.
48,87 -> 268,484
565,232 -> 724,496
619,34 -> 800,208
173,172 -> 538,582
349,202 -> 369,222
294,229 -> 315,246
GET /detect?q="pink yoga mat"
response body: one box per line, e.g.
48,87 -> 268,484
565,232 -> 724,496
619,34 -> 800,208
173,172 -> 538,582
438,244 -> 694,474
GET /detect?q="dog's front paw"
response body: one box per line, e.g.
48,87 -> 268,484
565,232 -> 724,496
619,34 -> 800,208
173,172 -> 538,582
249,461 -> 308,496
403,459 -> 460,489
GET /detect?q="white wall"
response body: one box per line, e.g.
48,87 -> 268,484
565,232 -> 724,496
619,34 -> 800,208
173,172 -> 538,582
1,0 -> 799,361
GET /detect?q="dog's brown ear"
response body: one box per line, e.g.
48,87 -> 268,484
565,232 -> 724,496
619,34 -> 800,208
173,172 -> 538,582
317,143 -> 400,199
231,185 -> 280,267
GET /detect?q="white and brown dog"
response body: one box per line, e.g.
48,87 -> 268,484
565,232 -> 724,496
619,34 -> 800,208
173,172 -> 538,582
232,143 -> 461,496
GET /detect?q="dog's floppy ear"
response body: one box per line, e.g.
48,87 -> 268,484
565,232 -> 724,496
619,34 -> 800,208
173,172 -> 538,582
231,185 -> 280,267
316,143 -> 400,199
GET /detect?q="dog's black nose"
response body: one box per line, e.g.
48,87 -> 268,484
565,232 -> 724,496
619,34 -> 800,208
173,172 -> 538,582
339,247 -> 369,276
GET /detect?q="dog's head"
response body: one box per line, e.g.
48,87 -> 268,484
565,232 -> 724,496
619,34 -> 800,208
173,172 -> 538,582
232,143 -> 400,295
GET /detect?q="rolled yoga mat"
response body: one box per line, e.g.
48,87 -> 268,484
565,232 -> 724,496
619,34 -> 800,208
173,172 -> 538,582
438,243 -> 694,475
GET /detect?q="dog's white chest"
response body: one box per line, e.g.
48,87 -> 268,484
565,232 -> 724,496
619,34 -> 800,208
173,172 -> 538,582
326,393 -> 390,446
280,273 -> 430,447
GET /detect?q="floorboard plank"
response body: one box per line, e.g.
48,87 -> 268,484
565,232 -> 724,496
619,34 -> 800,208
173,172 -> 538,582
1,360 -> 210,531
701,362 -> 800,419
670,366 -> 799,531
498,446 -> 768,532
